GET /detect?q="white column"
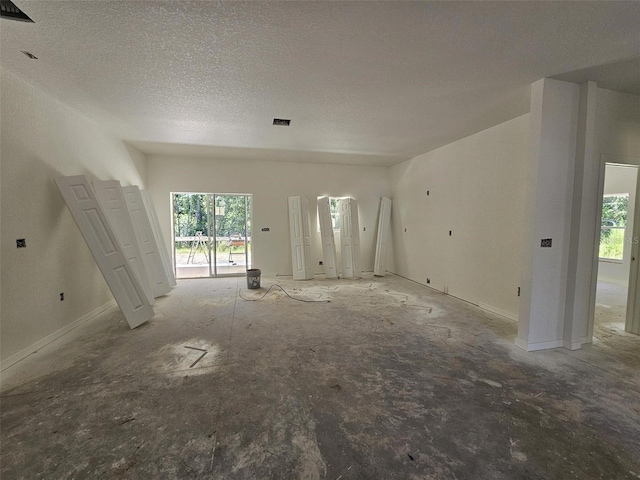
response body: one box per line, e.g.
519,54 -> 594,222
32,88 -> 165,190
517,78 -> 581,351
563,81 -> 599,349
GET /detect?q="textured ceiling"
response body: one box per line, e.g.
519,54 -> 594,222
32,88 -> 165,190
1,1 -> 639,166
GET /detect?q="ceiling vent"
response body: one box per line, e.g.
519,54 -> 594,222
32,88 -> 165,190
0,0 -> 34,22
273,118 -> 291,126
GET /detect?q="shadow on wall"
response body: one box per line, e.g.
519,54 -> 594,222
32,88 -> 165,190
124,143 -> 147,186
1,155 -> 111,361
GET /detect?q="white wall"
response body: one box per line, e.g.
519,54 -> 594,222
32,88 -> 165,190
146,156 -> 390,277
598,165 -> 638,286
389,114 -> 529,320
597,89 -> 640,159
0,69 -> 147,364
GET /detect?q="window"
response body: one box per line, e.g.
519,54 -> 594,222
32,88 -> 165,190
599,193 -> 628,261
317,197 -> 346,232
328,198 -> 343,230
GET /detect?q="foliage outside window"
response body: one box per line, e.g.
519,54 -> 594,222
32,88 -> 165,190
599,194 -> 628,261
329,198 -> 343,230
173,193 -> 251,254
173,193 -> 209,238
318,197 -> 346,232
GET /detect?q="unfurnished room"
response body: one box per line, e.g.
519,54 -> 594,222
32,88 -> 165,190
1,1 -> 640,479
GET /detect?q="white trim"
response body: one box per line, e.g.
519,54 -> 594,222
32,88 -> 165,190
515,338 -> 563,352
477,302 -> 518,322
598,258 -> 624,264
626,166 -> 640,334
0,300 -> 116,372
563,340 -> 582,350
514,338 -> 528,350
589,155 -> 640,339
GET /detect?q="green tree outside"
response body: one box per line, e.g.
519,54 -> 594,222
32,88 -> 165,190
599,194 -> 628,260
173,193 -> 251,254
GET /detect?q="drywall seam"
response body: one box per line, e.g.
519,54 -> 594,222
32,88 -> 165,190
0,300 -> 116,372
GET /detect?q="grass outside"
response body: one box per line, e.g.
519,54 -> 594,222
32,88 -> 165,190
599,228 -> 625,260
175,244 -> 251,255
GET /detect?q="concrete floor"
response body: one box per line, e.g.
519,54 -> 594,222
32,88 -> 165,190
1,274 -> 639,479
595,280 -> 630,330
175,249 -> 250,278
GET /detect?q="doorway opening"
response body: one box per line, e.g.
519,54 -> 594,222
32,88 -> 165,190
172,193 -> 252,278
594,163 -> 639,338
316,197 -> 346,232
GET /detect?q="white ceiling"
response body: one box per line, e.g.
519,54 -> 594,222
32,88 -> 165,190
2,1 -> 639,166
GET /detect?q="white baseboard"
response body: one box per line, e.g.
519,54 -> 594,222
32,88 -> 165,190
563,340 -> 582,350
477,302 -> 518,322
514,338 -> 528,351
0,300 -> 116,372
515,338 -> 564,352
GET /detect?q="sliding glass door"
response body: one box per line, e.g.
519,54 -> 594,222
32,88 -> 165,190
213,194 -> 251,275
172,193 -> 251,278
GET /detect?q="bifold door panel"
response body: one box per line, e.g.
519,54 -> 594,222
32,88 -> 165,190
141,189 -> 177,288
317,197 -> 338,279
123,186 -> 172,298
93,180 -> 155,304
374,197 -> 392,277
339,198 -> 361,279
288,195 -> 314,280
55,175 -> 154,329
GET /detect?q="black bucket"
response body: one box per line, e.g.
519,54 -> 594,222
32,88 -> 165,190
247,269 -> 261,289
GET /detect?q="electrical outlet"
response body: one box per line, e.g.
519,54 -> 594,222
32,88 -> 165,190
541,238 -> 552,248
60,292 -> 64,301
16,239 -> 26,248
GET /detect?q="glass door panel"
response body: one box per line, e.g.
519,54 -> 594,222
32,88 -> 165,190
172,193 -> 213,279
213,194 -> 252,275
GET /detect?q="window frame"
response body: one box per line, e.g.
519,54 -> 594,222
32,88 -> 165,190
599,193 -> 629,263
317,196 -> 348,233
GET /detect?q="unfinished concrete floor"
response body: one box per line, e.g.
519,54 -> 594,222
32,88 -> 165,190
1,274 -> 639,479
